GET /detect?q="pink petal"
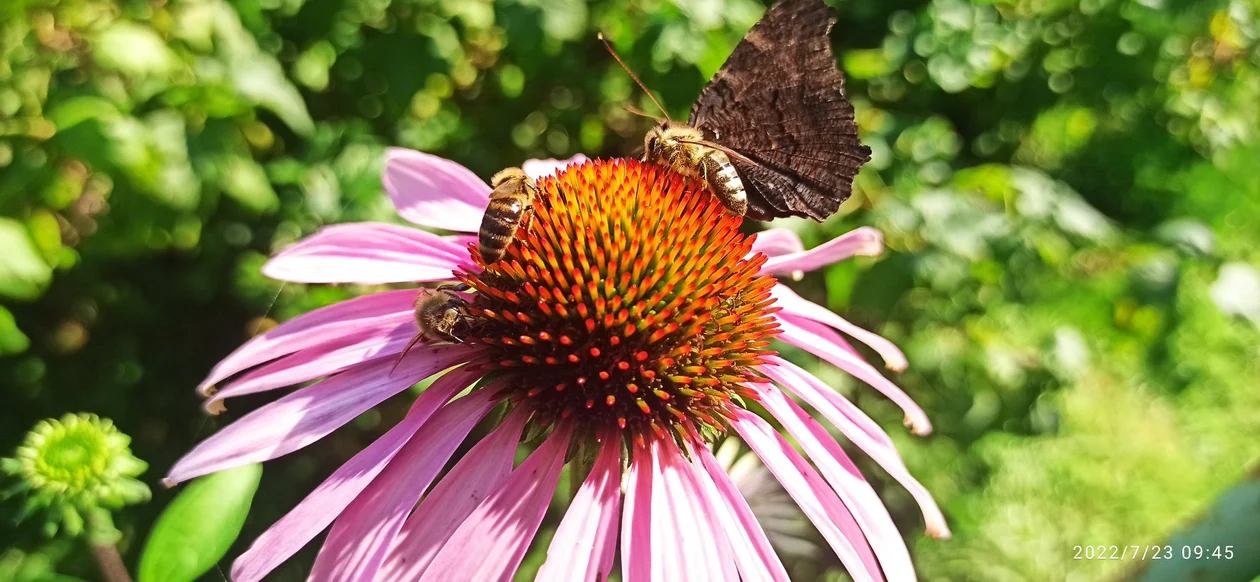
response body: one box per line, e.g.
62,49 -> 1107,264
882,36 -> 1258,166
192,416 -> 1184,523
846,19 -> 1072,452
691,432 -> 791,582
751,229 -> 806,280
204,323 -> 416,412
521,154 -> 590,180
750,228 -> 805,258
383,148 -> 491,233
752,384 -> 916,581
732,409 -> 883,582
655,438 -> 738,581
198,289 -> 417,395
761,226 -> 884,276
228,368 -> 482,582
420,424 -> 573,582
621,440 -> 654,582
536,432 -> 621,582
261,223 -> 468,284
776,314 -> 933,436
761,359 -> 950,539
379,405 -> 530,580
165,346 -> 476,484
308,391 -> 496,582
772,284 -> 908,371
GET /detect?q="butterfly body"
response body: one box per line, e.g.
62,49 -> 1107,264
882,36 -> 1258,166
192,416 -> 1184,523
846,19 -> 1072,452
644,122 -> 747,217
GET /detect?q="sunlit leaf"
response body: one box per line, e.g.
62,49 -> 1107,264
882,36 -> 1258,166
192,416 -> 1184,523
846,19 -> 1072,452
137,464 -> 262,582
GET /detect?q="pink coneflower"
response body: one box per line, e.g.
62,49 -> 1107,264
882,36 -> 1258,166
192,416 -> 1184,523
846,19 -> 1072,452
166,150 -> 949,581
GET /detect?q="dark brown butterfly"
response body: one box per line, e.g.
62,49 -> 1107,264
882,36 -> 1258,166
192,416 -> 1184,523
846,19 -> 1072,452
606,0 -> 871,221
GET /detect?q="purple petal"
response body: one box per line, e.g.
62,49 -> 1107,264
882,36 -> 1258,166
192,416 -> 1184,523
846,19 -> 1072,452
753,384 -> 916,580
761,226 -> 884,276
761,359 -> 950,539
261,223 -> 468,284
772,284 -> 908,371
205,324 -> 416,411
776,314 -> 933,435
165,346 -> 477,484
198,290 -> 417,395
228,368 -> 482,582
621,440 -> 654,582
379,404 -> 530,580
308,391 -> 496,582
420,424 -> 573,581
536,433 -> 621,582
732,409 -> 883,582
521,154 -> 590,180
692,436 -> 791,582
383,148 -> 491,233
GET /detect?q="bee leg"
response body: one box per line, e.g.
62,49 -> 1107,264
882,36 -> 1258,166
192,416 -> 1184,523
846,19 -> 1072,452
438,282 -> 471,292
389,333 -> 425,377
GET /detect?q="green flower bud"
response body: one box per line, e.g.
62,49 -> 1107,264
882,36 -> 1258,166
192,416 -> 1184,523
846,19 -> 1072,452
2,413 -> 150,541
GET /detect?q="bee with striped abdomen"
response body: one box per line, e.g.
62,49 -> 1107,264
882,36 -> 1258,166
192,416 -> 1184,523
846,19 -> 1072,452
643,123 -> 747,217
478,168 -> 538,265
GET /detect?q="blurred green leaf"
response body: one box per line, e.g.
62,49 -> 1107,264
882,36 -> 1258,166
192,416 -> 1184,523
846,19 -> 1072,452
0,305 -> 30,355
137,464 -> 262,582
92,23 -> 179,77
0,218 -> 53,301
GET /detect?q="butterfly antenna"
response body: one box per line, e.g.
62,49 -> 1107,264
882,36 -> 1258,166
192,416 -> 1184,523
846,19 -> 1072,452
389,334 -> 424,377
598,32 -> 672,122
622,105 -> 666,123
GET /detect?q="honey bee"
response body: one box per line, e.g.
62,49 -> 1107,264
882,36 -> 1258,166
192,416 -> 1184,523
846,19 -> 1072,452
391,284 -> 473,375
643,124 -> 747,217
478,168 -> 539,265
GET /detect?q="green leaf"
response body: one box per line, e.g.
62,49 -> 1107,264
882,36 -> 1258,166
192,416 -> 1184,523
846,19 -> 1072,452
137,464 -> 262,582
46,96 -> 121,131
0,218 -> 53,301
0,306 -> 30,355
92,22 -> 179,77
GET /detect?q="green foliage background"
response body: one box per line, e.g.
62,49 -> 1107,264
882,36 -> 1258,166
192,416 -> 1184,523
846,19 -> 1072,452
2,0 -> 1258,579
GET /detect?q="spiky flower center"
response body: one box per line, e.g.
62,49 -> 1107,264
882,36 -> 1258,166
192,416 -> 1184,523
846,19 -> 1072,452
459,159 -> 780,441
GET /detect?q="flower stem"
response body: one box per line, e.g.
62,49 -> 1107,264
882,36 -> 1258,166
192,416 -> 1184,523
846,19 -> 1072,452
90,542 -> 133,582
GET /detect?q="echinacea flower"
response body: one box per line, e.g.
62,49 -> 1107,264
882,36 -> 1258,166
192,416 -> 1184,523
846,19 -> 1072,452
166,149 -> 949,581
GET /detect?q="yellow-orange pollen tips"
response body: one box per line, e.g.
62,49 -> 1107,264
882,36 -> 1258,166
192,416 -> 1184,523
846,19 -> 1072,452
459,159 -> 781,440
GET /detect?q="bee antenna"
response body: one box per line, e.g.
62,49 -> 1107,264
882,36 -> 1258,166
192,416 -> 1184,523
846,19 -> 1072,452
598,32 -> 672,122
623,105 -> 666,123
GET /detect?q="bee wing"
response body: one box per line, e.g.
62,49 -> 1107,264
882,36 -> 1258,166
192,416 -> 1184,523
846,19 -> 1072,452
687,0 -> 871,222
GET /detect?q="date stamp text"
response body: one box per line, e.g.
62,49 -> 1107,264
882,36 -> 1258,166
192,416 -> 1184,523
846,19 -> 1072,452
1072,545 -> 1234,561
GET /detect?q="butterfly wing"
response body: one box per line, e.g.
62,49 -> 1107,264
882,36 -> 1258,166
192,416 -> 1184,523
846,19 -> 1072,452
688,0 -> 871,222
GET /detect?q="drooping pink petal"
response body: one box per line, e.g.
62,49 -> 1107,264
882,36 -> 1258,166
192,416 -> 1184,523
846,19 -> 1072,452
165,346 -> 476,484
776,314 -> 932,435
228,368 -> 482,582
261,223 -> 468,284
752,384 -> 916,581
646,440 -> 683,581
383,148 -> 491,233
621,440 -> 654,582
732,409 -> 883,582
205,323 -> 416,412
750,228 -> 805,258
379,405 -> 531,580
536,432 -> 621,582
522,154 -> 590,180
772,284 -> 908,371
760,226 -> 884,276
761,359 -> 950,539
198,289 -> 417,395
751,228 -> 806,280
657,438 -> 739,581
308,391 -> 497,582
691,434 -> 791,582
419,424 -> 573,582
